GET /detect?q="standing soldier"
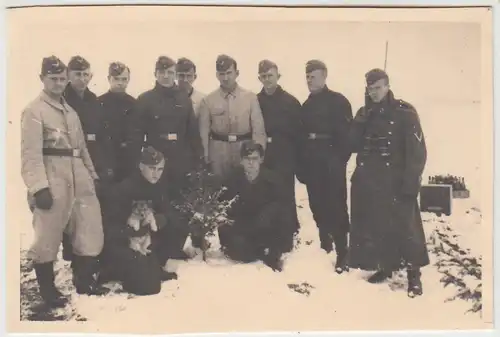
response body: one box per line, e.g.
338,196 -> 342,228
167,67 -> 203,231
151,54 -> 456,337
97,62 -> 137,183
348,69 -> 429,298
176,57 -> 206,120
256,59 -> 302,244
298,60 -> 352,273
132,55 -> 204,258
198,54 -> 267,179
21,56 -> 106,307
61,56 -> 116,264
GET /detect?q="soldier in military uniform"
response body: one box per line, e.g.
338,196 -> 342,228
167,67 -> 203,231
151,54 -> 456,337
176,57 -> 206,120
348,69 -> 429,298
298,60 -> 352,274
61,56 -> 116,264
21,57 -> 106,307
198,54 -> 267,179
218,141 -> 292,272
132,56 -> 204,258
97,62 -> 137,183
256,59 -> 302,245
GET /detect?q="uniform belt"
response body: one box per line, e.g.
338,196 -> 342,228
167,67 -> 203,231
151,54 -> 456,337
159,133 -> 179,141
307,133 -> 331,140
42,148 -> 82,157
210,131 -> 252,142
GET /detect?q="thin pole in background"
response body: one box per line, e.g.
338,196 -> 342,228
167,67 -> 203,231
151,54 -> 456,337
384,40 -> 389,71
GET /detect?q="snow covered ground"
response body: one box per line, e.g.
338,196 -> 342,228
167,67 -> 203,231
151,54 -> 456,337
19,160 -> 488,332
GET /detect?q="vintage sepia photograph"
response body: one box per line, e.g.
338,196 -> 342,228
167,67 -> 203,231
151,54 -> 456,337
4,4 -> 494,334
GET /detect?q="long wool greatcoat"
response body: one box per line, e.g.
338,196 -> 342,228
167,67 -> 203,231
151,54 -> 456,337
198,85 -> 267,178
21,91 -> 103,263
348,90 -> 430,271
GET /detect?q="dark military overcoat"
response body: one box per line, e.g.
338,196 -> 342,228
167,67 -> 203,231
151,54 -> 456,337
257,85 -> 302,233
348,90 -> 430,271
64,84 -> 116,182
97,91 -> 137,182
132,83 -> 204,194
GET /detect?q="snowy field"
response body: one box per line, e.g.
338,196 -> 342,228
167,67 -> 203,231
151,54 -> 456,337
18,150 -> 487,331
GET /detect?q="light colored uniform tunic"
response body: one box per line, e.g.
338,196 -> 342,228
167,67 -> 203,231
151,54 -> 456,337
190,88 -> 205,120
198,85 -> 267,178
21,91 -> 103,263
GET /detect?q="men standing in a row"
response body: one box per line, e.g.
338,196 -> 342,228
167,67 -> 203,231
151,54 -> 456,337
176,57 -> 206,120
198,54 -> 267,179
348,69 -> 429,298
21,56 -> 105,308
298,60 -> 352,274
256,60 -> 302,244
61,56 -> 116,263
97,62 -> 137,183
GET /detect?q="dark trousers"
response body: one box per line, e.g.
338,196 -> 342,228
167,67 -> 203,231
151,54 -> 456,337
218,208 -> 294,262
305,159 -> 350,254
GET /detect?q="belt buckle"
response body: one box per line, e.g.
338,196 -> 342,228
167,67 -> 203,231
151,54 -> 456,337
167,133 -> 178,141
72,149 -> 81,157
228,135 -> 237,142
309,133 -> 317,140
87,134 -> 96,141
267,137 -> 272,143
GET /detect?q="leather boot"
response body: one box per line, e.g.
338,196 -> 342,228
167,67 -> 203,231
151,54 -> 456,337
318,228 -> 333,253
407,267 -> 423,298
367,269 -> 393,283
62,232 -> 74,262
34,262 -> 68,308
72,255 -> 109,296
334,249 -> 349,274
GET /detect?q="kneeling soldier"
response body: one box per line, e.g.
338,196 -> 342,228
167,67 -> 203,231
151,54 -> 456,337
21,56 -> 106,308
218,140 -> 294,272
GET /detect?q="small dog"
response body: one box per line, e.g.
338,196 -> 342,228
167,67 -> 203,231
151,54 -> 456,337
127,200 -> 158,255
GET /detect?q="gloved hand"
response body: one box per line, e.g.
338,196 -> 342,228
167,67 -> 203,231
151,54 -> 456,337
34,188 -> 53,210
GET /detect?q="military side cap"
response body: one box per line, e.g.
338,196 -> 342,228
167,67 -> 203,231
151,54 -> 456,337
240,140 -> 265,158
109,61 -> 128,76
306,59 -> 327,73
176,57 -> 196,72
140,146 -> 165,165
155,56 -> 176,71
68,55 -> 90,71
41,56 -> 66,75
365,68 -> 389,85
258,59 -> 278,74
216,54 -> 236,72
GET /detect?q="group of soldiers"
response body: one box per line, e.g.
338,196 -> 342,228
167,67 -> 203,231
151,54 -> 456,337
21,52 -> 430,308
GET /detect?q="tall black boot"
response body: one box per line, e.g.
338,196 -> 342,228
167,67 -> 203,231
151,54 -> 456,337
407,266 -> 423,298
62,232 -> 74,262
318,227 -> 333,253
72,256 -> 109,296
34,262 -> 68,308
333,231 -> 349,274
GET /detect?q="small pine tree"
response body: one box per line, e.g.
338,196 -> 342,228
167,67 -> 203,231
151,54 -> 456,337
173,165 -> 238,261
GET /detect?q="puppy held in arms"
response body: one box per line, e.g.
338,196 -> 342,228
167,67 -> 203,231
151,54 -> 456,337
127,200 -> 158,255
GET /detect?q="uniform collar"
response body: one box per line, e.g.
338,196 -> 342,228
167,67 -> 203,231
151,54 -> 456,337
308,84 -> 329,97
259,85 -> 283,97
39,91 -> 68,112
219,84 -> 240,99
154,81 -> 177,96
64,83 -> 95,102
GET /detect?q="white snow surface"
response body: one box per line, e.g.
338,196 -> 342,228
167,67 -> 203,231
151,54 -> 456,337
19,161 -> 486,332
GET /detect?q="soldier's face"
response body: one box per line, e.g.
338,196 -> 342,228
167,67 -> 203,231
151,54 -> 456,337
306,69 -> 327,93
139,161 -> 165,184
68,69 -> 93,92
216,65 -> 239,90
41,72 -> 68,96
367,79 -> 390,103
258,68 -> 280,91
155,66 -> 176,88
108,68 -> 130,93
177,68 -> 196,91
241,151 -> 263,180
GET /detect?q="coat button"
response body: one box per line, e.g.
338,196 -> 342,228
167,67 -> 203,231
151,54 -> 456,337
360,162 -> 364,166
386,162 -> 390,166
388,131 -> 392,135
388,141 -> 391,145
390,121 -> 394,124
